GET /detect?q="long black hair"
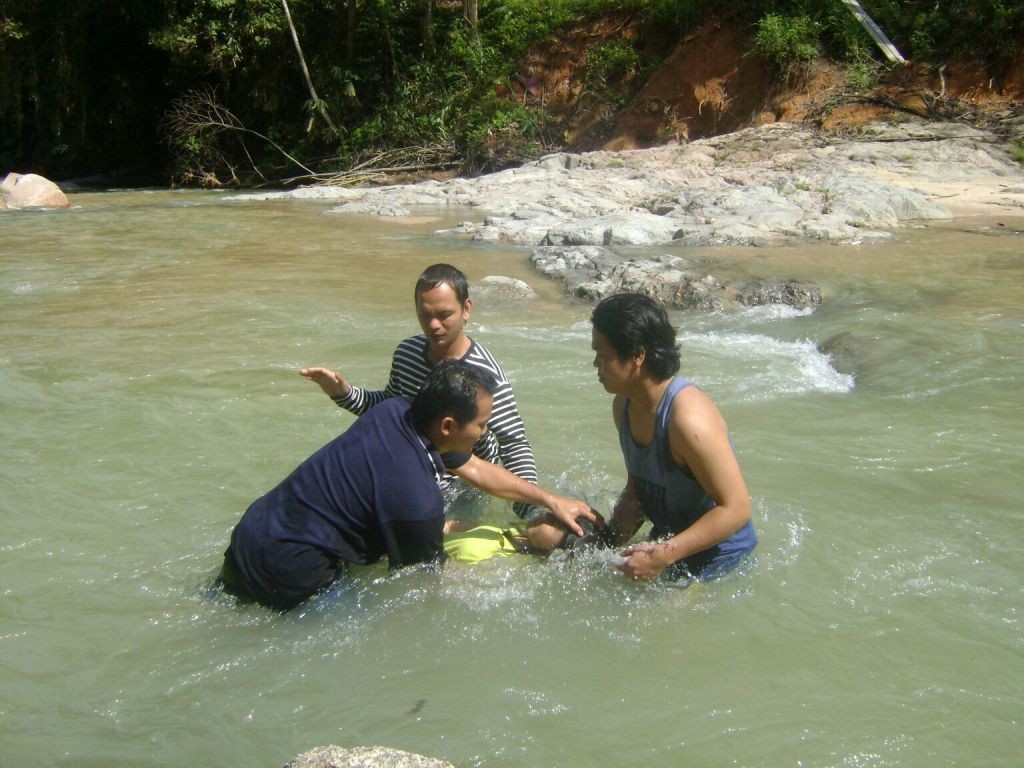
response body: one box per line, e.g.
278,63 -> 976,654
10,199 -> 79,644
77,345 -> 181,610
591,293 -> 680,380
411,360 -> 496,431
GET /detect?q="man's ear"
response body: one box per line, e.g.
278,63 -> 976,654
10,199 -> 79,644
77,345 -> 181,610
632,347 -> 646,369
438,415 -> 457,437
462,298 -> 473,319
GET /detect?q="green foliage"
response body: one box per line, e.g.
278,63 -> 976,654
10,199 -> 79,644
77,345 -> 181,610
753,13 -> 822,72
810,0 -> 876,60
639,0 -> 718,30
3,0 -> 1023,183
862,0 -> 1023,62
175,130 -> 231,185
0,17 -> 25,42
845,41 -> 886,92
151,0 -> 283,70
583,41 -> 639,94
458,100 -> 547,173
332,1 -> 591,162
1012,141 -> 1024,165
481,1 -> 576,58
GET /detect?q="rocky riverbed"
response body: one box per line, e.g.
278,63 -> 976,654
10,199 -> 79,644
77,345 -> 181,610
234,119 -> 1024,311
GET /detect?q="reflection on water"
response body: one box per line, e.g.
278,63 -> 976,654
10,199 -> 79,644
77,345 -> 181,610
1,191 -> 1022,767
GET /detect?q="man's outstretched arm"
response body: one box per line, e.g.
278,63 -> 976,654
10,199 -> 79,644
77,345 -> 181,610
451,456 -> 596,537
299,366 -> 350,399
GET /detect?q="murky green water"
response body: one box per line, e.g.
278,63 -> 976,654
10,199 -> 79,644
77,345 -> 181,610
2,190 -> 1022,767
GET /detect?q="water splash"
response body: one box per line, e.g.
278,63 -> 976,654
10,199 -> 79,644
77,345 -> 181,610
680,330 -> 854,399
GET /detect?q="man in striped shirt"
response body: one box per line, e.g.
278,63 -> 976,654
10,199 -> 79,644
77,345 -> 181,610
300,263 -> 596,549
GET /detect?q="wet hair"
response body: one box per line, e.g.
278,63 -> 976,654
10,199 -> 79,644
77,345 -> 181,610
411,360 -> 496,431
591,293 -> 681,380
415,263 -> 469,304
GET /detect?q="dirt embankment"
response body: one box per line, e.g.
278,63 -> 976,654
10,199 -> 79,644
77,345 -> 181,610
508,12 -> 1024,152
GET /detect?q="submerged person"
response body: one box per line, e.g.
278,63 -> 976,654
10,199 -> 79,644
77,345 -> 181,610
220,361 -> 593,610
590,293 -> 757,584
443,515 -> 614,564
300,262 -> 589,549
443,525 -> 530,564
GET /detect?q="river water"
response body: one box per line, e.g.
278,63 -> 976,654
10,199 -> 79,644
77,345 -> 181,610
2,190 -> 1022,767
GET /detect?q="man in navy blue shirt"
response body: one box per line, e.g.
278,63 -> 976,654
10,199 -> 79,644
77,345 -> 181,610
220,361 -> 593,609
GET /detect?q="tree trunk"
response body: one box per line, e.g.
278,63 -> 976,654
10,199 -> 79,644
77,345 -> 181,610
418,0 -> 433,60
281,0 -> 339,136
465,0 -> 479,43
344,0 -> 356,71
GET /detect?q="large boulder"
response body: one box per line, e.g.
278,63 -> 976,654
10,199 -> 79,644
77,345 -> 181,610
284,745 -> 454,768
0,173 -> 70,209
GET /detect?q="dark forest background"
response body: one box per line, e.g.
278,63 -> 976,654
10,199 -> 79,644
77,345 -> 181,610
2,0 -> 1020,186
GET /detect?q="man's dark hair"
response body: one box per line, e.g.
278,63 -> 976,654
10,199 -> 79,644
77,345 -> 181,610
411,360 -> 496,431
415,263 -> 470,304
591,293 -> 680,381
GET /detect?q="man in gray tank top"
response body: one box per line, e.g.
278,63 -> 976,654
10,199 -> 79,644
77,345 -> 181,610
591,294 -> 757,583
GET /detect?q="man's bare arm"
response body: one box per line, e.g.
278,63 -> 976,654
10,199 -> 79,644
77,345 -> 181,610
451,456 -> 596,536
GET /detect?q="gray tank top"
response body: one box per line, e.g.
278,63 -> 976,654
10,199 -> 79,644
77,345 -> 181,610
618,375 -> 716,539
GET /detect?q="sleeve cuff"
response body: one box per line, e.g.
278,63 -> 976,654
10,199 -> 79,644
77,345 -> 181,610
331,389 -> 358,409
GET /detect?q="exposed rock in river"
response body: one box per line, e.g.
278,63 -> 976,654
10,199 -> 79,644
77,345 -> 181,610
230,120 -> 1024,310
474,275 -> 537,301
1,172 -> 70,209
284,745 -> 454,768
530,245 -> 821,311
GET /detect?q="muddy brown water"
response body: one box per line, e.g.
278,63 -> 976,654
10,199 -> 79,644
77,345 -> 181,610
2,190 -> 1021,766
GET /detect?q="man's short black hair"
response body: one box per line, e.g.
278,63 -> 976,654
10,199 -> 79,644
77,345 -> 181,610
415,263 -> 470,304
591,293 -> 681,381
411,360 -> 496,431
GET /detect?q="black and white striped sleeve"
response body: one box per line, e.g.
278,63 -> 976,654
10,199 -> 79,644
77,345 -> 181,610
467,343 -> 542,520
487,381 -> 538,484
332,337 -> 431,416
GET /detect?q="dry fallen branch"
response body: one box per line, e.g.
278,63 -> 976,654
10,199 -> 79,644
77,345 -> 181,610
164,90 -> 462,187
287,143 -> 461,186
163,88 -> 315,180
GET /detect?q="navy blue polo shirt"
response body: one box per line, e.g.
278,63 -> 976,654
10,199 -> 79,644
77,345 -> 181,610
228,397 -> 469,601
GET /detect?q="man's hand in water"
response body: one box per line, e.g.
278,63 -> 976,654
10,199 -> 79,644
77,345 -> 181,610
299,366 -> 351,399
617,542 -> 670,580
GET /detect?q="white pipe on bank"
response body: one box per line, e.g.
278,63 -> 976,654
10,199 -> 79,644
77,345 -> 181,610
839,0 -> 907,63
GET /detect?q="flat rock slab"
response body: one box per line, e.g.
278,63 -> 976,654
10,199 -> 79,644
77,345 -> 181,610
236,120 -> 1023,245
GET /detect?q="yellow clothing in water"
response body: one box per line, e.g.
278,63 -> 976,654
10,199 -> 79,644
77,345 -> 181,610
443,525 -> 527,564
